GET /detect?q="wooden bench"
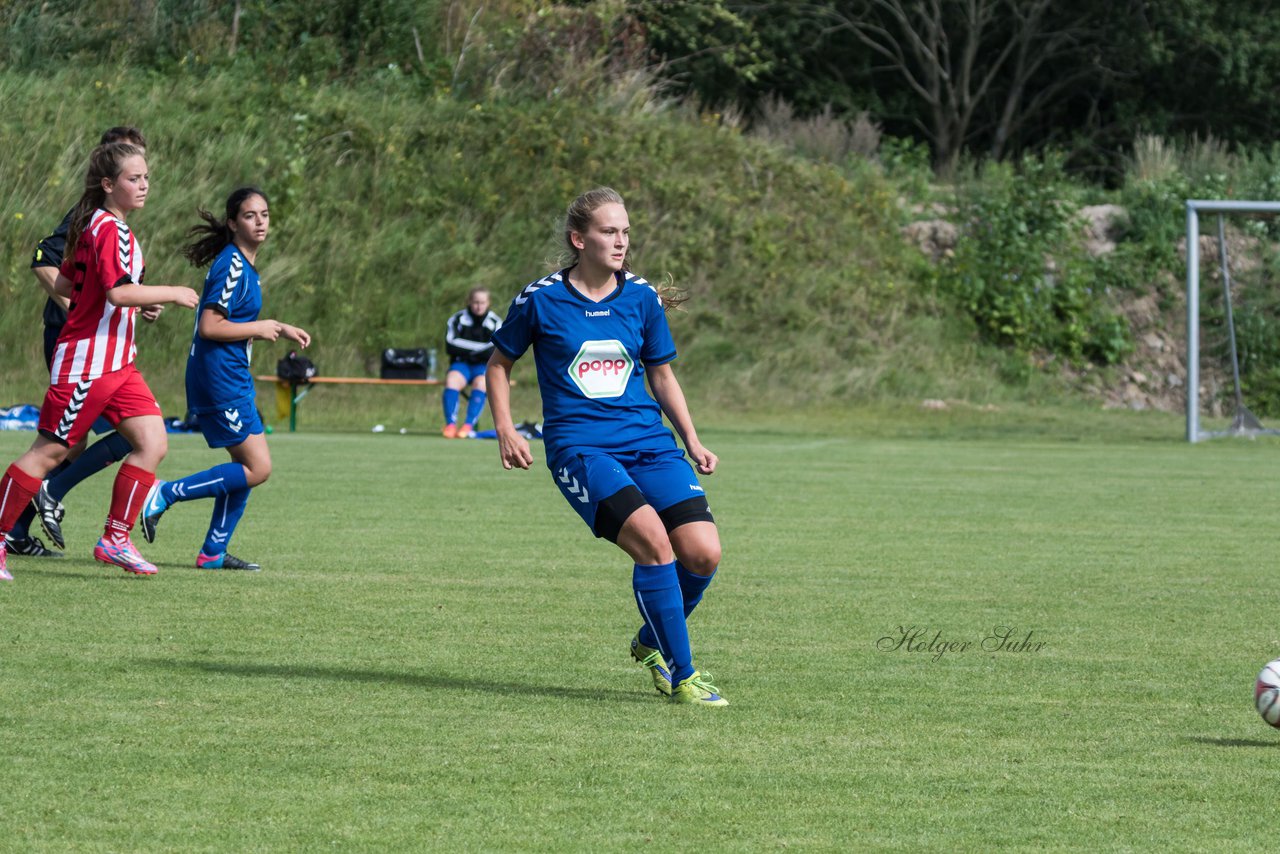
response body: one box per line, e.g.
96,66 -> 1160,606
255,375 -> 442,432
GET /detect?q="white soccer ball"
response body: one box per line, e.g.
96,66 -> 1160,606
372,424 -> 385,433
1255,658 -> 1280,728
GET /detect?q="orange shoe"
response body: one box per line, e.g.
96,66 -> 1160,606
441,423 -> 458,439
457,423 -> 474,439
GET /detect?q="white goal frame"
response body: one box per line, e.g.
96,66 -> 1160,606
1185,199 -> 1280,442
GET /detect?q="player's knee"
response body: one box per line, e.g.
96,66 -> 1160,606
245,461 -> 271,487
681,548 -> 720,576
23,442 -> 68,477
141,432 -> 169,465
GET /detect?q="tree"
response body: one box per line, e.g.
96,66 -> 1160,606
813,0 -> 1105,173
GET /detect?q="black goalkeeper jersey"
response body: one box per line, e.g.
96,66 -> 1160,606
30,208 -> 74,328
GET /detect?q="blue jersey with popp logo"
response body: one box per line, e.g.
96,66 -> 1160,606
185,244 -> 263,414
492,268 -> 678,464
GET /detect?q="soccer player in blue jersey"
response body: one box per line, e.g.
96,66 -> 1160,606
139,187 -> 310,570
486,187 -> 727,706
441,287 -> 502,438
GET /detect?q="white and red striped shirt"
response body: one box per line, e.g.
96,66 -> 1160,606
51,209 -> 144,384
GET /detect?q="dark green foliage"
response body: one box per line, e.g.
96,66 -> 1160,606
631,0 -> 802,111
631,1 -> 1280,178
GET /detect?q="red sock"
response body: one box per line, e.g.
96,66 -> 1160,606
0,464 -> 42,535
104,463 -> 155,545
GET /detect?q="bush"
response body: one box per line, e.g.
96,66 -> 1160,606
939,156 -> 1131,365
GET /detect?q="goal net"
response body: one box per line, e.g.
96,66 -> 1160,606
1185,200 -> 1280,441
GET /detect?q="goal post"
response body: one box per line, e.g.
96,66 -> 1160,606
1185,199 -> 1280,442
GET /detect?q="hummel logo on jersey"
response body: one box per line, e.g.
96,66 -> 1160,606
585,309 -> 610,318
55,380 -> 92,440
220,255 -> 243,307
117,223 -> 132,271
514,272 -> 562,306
223,408 -> 244,433
557,467 -> 590,503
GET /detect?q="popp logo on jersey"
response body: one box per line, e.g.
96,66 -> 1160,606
569,339 -> 634,399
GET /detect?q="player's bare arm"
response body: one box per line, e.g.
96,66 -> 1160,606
281,324 -> 311,348
486,351 -> 533,470
52,272 -> 75,301
34,266 -> 71,311
106,283 -> 198,309
198,308 -> 279,342
646,362 -> 716,474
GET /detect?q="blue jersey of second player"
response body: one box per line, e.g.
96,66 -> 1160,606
492,268 -> 679,464
186,244 -> 262,414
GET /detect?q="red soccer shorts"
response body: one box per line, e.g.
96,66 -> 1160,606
38,363 -> 161,446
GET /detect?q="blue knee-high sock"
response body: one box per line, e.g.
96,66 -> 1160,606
464,390 -> 487,426
46,432 -> 131,501
633,561 -> 693,683
203,486 -> 251,556
677,561 -> 716,618
163,462 -> 249,504
639,561 -> 717,650
442,389 -> 461,424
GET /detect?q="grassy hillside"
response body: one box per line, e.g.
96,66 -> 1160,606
6,2 -> 1280,432
0,65 -> 1019,423
5,59 -> 1279,430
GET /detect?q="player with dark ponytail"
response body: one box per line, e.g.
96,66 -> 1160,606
139,187 -> 311,571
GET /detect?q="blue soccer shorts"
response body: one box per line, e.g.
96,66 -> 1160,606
197,400 -> 264,449
447,361 -> 487,384
548,446 -> 708,539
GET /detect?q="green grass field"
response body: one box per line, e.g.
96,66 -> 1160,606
1,415 -> 1278,851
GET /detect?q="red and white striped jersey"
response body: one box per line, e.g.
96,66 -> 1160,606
51,209 -> 144,384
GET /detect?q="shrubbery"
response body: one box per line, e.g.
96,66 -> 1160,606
939,157 -> 1131,367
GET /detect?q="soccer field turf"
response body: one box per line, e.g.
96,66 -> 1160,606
0,424 -> 1277,850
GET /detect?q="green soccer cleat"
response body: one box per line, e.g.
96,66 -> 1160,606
630,634 -> 673,696
671,670 -> 728,706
